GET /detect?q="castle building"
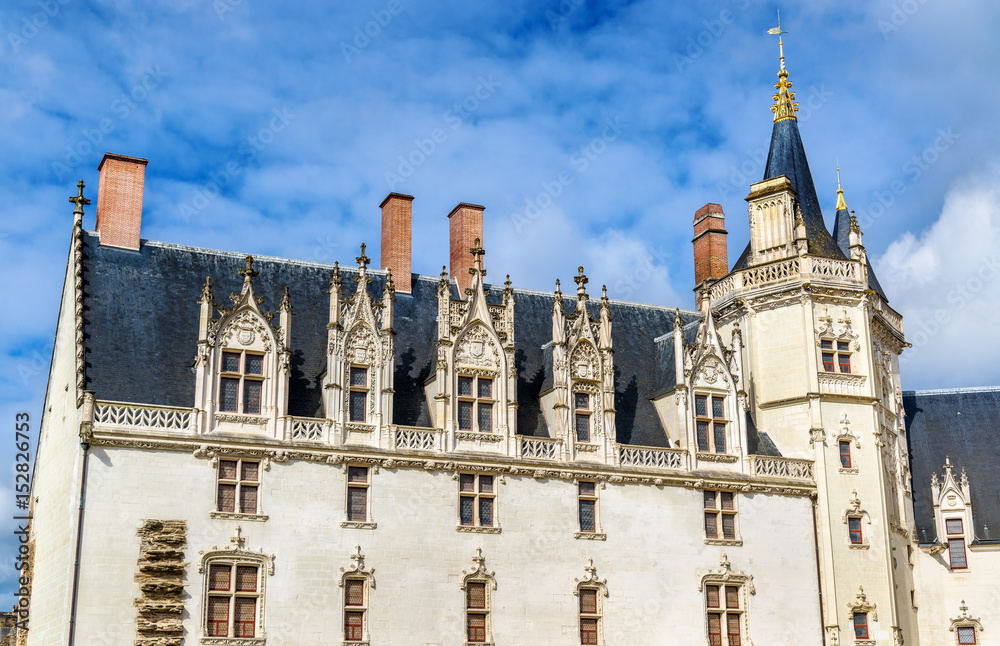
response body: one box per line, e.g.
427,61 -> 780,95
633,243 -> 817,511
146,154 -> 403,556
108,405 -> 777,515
22,42 -> 997,646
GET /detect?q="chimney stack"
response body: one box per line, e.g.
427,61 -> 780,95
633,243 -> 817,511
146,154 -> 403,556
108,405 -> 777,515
448,202 -> 485,294
96,153 -> 148,251
380,193 -> 414,293
692,203 -> 728,309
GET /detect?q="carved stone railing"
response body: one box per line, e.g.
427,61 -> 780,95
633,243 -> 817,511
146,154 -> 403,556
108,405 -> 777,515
818,372 -> 868,398
808,256 -> 859,281
749,455 -> 814,481
393,426 -> 441,451
94,401 -> 193,431
871,297 -> 905,338
290,417 -> 326,442
518,436 -> 562,460
617,444 -> 688,470
710,255 -> 864,304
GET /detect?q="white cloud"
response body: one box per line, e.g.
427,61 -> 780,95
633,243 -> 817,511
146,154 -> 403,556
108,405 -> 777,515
875,169 -> 1000,389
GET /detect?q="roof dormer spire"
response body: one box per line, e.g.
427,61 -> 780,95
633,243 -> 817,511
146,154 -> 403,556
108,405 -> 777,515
768,12 -> 798,122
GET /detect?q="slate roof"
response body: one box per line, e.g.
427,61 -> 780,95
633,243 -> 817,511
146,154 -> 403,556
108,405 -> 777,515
80,232 -> 773,450
903,387 -> 1000,544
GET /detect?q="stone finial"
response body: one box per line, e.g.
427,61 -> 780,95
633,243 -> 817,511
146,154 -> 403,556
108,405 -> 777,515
469,238 -> 486,276
199,276 -> 214,305
279,286 -> 293,313
574,266 -> 589,300
385,267 -> 395,293
331,261 -> 342,289
238,255 -> 259,281
69,179 -> 90,218
356,243 -> 370,272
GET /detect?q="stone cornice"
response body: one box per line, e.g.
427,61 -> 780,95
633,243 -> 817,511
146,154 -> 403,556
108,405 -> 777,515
90,429 -> 816,497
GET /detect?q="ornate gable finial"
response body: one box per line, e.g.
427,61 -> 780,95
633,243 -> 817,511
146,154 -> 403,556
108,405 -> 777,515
675,307 -> 682,328
574,266 -> 589,301
69,179 -> 90,220
554,278 -> 563,301
768,12 -> 798,122
470,238 -> 486,276
331,261 -> 342,289
356,243 -> 370,274
279,286 -> 293,313
340,544 -> 376,588
601,284 -> 609,305
385,267 -> 395,293
439,265 -> 449,291
239,255 -> 259,282
850,210 -> 861,234
944,456 -> 953,475
574,558 -> 608,593
461,547 -> 497,589
199,276 -> 214,305
230,525 -> 245,548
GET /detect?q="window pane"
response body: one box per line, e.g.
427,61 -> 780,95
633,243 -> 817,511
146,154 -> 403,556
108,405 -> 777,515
708,614 -> 722,646
695,395 -> 707,417
207,596 -> 230,636
220,378 -> 240,412
849,517 -> 862,544
222,352 -> 241,373
459,474 -> 476,492
820,340 -> 833,350
478,378 -> 492,399
697,421 -> 710,452
234,597 -> 256,637
575,393 -> 589,410
722,513 -> 736,540
245,354 -> 263,375
575,413 -> 590,442
837,341 -> 850,352
243,380 -> 262,415
579,499 -> 596,532
477,402 -> 493,432
345,579 -> 365,606
235,566 -> 258,592
725,586 -> 739,609
217,484 -> 236,513
219,460 -> 238,480
704,491 -> 717,509
706,585 -> 719,608
727,614 -> 741,645
349,391 -> 367,422
467,582 -> 486,609
713,423 -> 727,453
345,611 -> 364,641
348,466 -> 368,483
350,366 -> 367,387
458,377 -> 473,397
839,442 -> 851,468
458,401 -> 473,430
579,482 -> 596,497
479,475 -> 494,493
720,492 -> 734,510
712,396 -> 725,419
581,618 -> 599,645
348,487 -> 367,522
854,613 -> 868,639
460,496 -> 475,525
946,518 -> 964,535
838,354 -> 851,374
958,627 -> 977,644
467,613 -> 487,642
822,353 -> 835,372
949,538 -> 968,569
241,461 -> 259,482
705,512 -> 718,538
479,497 -> 494,527
580,589 -> 598,614
240,485 -> 258,514
209,564 -> 231,591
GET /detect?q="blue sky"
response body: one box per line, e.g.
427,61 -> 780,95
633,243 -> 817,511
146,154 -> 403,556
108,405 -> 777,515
1,0 -> 999,595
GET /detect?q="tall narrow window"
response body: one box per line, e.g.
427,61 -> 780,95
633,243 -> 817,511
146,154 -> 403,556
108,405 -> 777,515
219,350 -> 264,414
457,375 -> 494,432
853,612 -> 869,639
578,482 -> 598,533
344,578 -> 367,642
695,394 -> 727,453
706,584 -> 743,646
217,459 -> 260,515
206,563 -> 260,638
579,588 -> 601,645
839,441 -> 852,468
466,581 -> 488,643
346,466 -> 370,523
704,491 -> 737,541
946,518 -> 968,570
848,517 -> 863,545
575,392 -> 592,442
349,366 -> 368,422
459,473 -> 496,528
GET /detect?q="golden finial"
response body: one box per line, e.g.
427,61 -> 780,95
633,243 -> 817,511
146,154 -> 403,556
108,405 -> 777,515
836,164 -> 848,211
768,12 -> 798,122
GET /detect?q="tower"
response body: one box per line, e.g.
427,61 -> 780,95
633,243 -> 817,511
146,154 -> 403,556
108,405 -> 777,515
704,34 -> 916,646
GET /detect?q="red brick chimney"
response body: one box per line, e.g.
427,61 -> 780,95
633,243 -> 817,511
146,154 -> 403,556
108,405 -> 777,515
693,203 -> 728,308
96,153 -> 148,251
380,193 -> 414,293
448,202 -> 485,294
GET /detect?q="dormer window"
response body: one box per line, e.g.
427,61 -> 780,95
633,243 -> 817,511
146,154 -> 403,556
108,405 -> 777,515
575,393 -> 592,442
821,340 -> 851,374
349,366 -> 369,422
696,394 -> 727,454
219,350 -> 264,414
458,375 -> 494,432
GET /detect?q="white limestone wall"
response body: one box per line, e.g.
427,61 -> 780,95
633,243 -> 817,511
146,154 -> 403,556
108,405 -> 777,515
26,255 -> 84,646
912,548 -> 1000,646
72,446 -> 823,645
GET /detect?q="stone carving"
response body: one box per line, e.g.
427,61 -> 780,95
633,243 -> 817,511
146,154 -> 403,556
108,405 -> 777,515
134,520 -> 186,646
455,324 -> 500,369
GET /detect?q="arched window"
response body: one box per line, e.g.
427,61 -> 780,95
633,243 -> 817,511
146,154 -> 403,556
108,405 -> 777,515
574,559 -> 608,646
340,545 -> 376,644
199,528 -> 274,643
461,549 -> 497,644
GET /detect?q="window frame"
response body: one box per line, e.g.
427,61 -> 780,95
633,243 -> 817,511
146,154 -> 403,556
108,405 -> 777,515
848,517 -> 864,545
704,490 -> 740,543
946,518 -> 968,570
202,557 -> 268,641
853,611 -> 869,640
457,374 -> 495,433
458,472 -> 499,532
706,583 -> 744,646
219,349 -> 266,415
839,440 -> 852,469
348,365 -> 369,423
578,586 -> 602,645
574,391 -> 593,443
957,626 -> 978,645
216,458 -> 262,516
577,481 -> 601,536
820,338 -> 852,374
343,576 -> 368,643
345,465 -> 373,525
695,393 -> 729,454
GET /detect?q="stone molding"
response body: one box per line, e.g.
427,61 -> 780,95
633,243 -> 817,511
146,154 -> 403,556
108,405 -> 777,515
210,511 -> 269,523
